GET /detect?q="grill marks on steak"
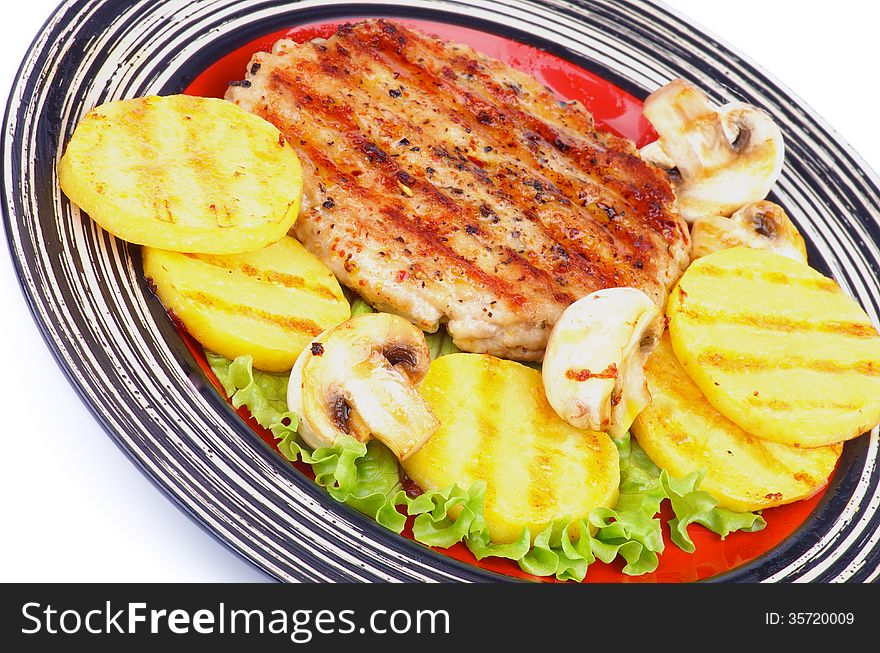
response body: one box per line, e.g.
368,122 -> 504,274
227,19 -> 689,360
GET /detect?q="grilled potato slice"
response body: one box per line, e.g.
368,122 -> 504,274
143,236 -> 350,372
58,95 -> 302,254
403,353 -> 619,544
632,335 -> 841,512
667,247 -> 880,447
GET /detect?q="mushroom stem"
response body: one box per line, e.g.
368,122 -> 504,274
542,288 -> 663,438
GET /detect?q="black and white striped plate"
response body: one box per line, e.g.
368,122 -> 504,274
4,0 -> 879,582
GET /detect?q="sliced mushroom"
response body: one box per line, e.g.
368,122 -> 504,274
639,139 -> 676,169
641,79 -> 785,222
690,200 -> 808,263
542,288 -> 663,438
287,312 -> 440,461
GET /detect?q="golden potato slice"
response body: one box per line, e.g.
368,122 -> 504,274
143,236 -> 349,372
632,335 -> 842,512
58,95 -> 302,254
403,353 -> 619,544
667,247 -> 880,447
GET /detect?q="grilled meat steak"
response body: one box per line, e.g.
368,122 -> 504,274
226,19 -> 689,360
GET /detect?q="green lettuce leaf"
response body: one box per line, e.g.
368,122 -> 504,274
466,526 -> 532,563
661,470 -> 767,552
409,482 -> 487,548
554,520 -> 597,581
279,433 -> 411,534
349,297 -> 376,318
425,328 -> 462,359
310,436 -> 409,533
514,520 -> 594,580
206,351 -> 297,432
518,523 -> 565,577
209,351 -> 766,582
586,434 -> 666,576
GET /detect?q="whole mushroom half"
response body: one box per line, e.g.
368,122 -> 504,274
640,79 -> 785,222
287,312 -> 440,461
542,288 -> 664,438
690,200 -> 808,263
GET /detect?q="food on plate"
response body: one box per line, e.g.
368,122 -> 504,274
632,335 -> 842,512
226,19 -> 690,361
690,200 -> 808,263
55,16 -> 871,582
215,345 -> 764,581
640,79 -> 784,222
287,312 -> 439,461
142,236 -> 350,372
403,353 -> 620,544
542,287 -> 662,437
667,247 -> 880,447
58,95 -> 303,254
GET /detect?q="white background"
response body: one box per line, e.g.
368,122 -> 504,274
1,1 -> 878,582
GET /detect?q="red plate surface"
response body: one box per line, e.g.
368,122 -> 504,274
183,19 -> 828,583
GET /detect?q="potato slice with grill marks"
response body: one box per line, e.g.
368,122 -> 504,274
403,353 -> 619,544
632,335 -> 841,512
58,95 -> 302,254
667,247 -> 880,447
143,236 -> 350,372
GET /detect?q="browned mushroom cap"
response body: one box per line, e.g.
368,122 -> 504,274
287,312 -> 439,461
641,79 -> 785,222
690,200 -> 807,263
